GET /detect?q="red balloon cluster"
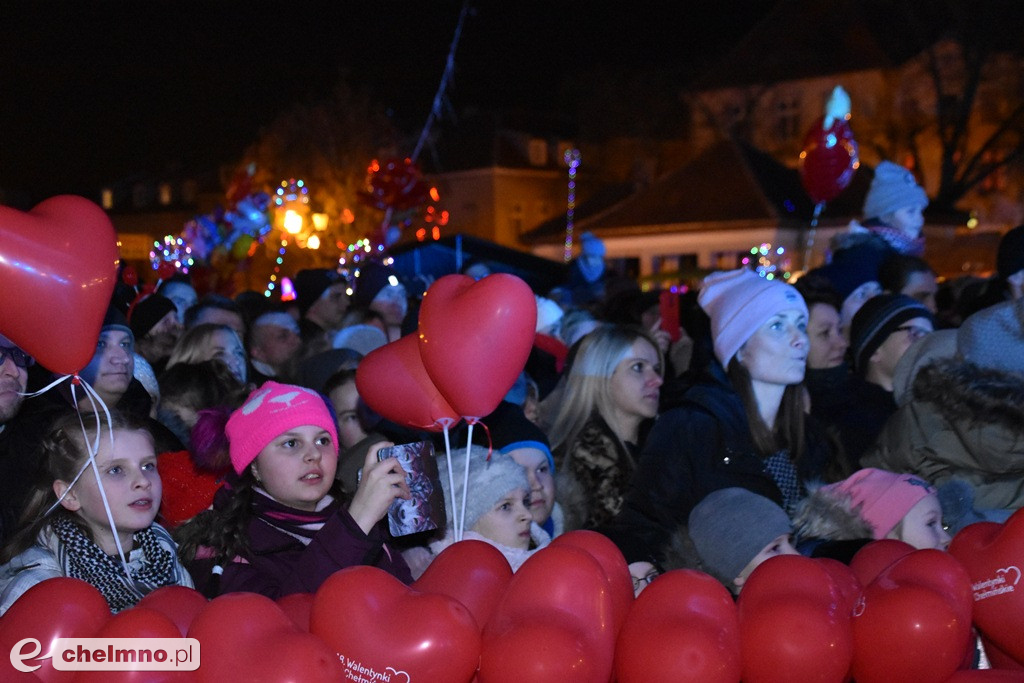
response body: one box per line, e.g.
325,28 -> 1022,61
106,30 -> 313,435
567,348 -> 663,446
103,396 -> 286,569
357,273 -> 538,428
7,525 -> 1024,683
357,157 -> 432,212
0,196 -> 120,375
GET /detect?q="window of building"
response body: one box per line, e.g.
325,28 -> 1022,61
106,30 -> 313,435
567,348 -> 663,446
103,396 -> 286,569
158,182 -> 173,206
774,94 -> 801,141
101,188 -> 114,210
528,138 -> 548,167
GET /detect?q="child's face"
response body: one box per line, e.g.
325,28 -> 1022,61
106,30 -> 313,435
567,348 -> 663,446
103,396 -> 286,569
891,205 -> 925,239
471,487 -> 533,551
505,447 -> 555,524
328,381 -> 368,450
252,424 -> 338,511
891,494 -> 951,550
733,533 -> 799,590
58,429 -> 160,555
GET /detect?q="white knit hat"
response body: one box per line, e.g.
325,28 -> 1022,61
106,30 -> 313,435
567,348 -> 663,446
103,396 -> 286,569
438,445 -> 530,532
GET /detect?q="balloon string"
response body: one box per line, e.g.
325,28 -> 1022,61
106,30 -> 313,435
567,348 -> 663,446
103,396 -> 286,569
804,201 -> 825,271
66,379 -> 134,581
457,421 -> 475,542
442,425 -> 458,543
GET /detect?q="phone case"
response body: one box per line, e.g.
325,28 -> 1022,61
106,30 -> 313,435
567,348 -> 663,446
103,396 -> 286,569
377,441 -> 446,537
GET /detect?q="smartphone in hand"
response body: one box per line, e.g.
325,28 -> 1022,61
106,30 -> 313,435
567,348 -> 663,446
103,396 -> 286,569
376,441 -> 446,537
659,290 -> 682,343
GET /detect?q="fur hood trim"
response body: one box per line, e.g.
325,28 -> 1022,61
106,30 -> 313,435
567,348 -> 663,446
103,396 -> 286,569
911,359 -> 1024,429
793,485 -> 875,543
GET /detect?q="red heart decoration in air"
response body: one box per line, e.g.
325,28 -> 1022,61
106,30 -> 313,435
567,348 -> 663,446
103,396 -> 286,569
413,539 -> 513,631
418,274 -> 537,419
950,508 -> 1024,665
551,530 -> 634,636
0,195 -> 120,374
798,117 -> 859,204
356,333 -> 459,431
311,565 -> 481,682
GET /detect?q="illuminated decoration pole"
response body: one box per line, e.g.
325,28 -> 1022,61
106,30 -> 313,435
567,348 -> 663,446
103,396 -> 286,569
563,148 -> 581,263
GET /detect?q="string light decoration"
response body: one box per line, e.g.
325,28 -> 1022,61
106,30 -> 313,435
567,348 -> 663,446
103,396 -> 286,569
563,148 -> 582,262
741,242 -> 793,281
274,178 -> 309,207
150,236 -> 195,274
264,237 -> 290,298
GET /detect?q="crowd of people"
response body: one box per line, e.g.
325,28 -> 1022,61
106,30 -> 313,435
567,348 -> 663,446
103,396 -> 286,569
0,162 -> 1022,637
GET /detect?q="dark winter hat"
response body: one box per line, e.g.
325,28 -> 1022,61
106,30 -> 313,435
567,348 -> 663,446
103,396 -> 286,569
294,269 -> 344,317
352,261 -> 400,310
485,401 -> 555,472
996,225 -> 1024,281
808,242 -> 887,302
957,298 -> 1024,376
849,293 -> 933,375
128,294 -> 176,339
688,487 -> 792,585
862,161 -> 929,220
102,305 -> 133,338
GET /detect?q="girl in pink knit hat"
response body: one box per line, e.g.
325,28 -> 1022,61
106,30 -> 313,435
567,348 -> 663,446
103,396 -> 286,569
175,381 -> 413,597
794,467 -> 950,551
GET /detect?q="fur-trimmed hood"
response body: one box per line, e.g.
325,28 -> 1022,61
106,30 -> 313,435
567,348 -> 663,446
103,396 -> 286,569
792,483 -> 874,543
910,359 -> 1024,430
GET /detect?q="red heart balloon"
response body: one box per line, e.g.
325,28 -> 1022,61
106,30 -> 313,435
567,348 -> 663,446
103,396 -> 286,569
356,333 -> 459,431
738,554 -> 845,613
851,551 -> 974,683
311,565 -> 481,682
413,539 -> 513,631
187,592 -> 298,683
798,117 -> 859,204
419,274 -> 538,419
950,509 -> 1024,664
0,196 -> 120,374
479,621 -> 606,683
276,592 -> 315,632
615,570 -> 741,683
550,530 -> 634,636
848,538 -> 915,587
816,558 -> 863,618
946,672 -> 1024,682
483,545 -> 616,682
135,585 -> 208,637
73,608 -> 189,683
0,577 -> 110,682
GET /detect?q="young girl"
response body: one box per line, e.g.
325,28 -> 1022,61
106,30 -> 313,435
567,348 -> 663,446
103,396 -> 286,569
0,411 -> 194,614
175,381 -> 412,598
425,445 -> 551,574
794,467 -> 951,551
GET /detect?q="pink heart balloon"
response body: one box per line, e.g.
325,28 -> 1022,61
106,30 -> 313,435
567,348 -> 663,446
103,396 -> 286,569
418,274 -> 537,419
356,333 -> 459,431
0,195 -> 120,374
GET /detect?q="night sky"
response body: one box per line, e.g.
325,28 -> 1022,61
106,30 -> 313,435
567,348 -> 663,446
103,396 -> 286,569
0,2 -> 773,205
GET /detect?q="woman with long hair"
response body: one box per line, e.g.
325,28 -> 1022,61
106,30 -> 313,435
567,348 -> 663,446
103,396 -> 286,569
608,268 -> 833,567
548,325 -> 664,529
165,323 -> 248,386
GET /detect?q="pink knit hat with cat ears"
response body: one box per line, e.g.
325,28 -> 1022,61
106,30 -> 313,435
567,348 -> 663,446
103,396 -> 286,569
822,468 -> 936,539
225,381 -> 339,475
698,268 -> 808,368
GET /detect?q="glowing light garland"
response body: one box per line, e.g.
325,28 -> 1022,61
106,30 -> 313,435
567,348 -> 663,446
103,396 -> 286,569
741,242 -> 792,281
563,148 -> 582,262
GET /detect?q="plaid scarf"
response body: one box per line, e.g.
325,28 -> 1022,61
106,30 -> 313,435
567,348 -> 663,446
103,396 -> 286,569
51,516 -> 180,612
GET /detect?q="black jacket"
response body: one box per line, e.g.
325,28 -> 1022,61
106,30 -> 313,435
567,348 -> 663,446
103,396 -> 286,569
604,363 -> 832,564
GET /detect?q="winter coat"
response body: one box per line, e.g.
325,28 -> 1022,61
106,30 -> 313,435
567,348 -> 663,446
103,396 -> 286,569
862,359 -> 1024,511
605,363 -> 833,564
554,415 -> 637,530
0,523 -> 193,615
186,504 -> 412,599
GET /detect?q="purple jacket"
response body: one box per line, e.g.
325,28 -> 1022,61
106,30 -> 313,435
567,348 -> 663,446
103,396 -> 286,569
189,507 -> 412,599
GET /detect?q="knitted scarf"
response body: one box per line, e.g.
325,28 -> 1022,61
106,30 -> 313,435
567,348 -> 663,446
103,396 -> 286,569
868,225 -> 925,257
250,487 -> 339,546
51,516 -> 178,612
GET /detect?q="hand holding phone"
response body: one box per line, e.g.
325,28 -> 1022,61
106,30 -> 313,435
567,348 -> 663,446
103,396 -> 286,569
375,441 -> 446,537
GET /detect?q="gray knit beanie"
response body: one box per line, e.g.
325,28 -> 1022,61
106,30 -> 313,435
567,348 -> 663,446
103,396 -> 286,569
438,445 -> 530,532
957,299 -> 1024,376
688,488 -> 792,586
863,161 -> 928,220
